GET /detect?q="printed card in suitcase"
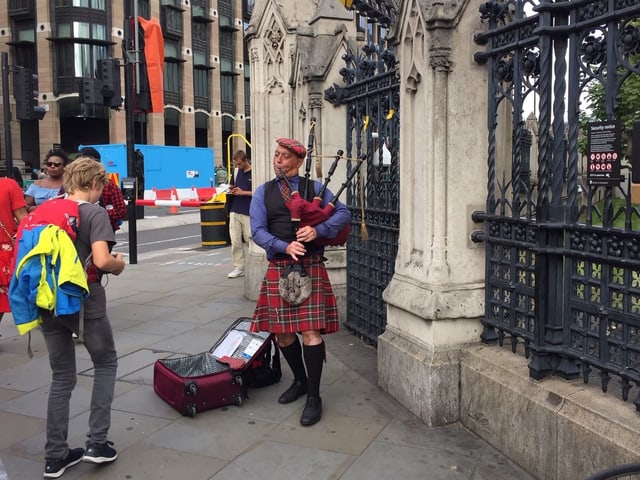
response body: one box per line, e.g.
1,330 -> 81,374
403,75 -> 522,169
153,317 -> 281,416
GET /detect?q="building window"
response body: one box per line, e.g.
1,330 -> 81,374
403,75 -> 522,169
194,69 -> 209,99
244,72 -> 250,117
192,0 -> 210,19
57,21 -> 107,40
9,0 -> 35,18
219,30 -> 234,73
161,2 -> 184,38
193,45 -> 212,110
164,62 -> 181,93
243,0 -> 254,19
57,43 -> 108,78
218,0 -> 233,28
15,25 -> 35,42
195,112 -> 208,147
55,0 -> 106,9
52,1 -> 111,94
11,21 -> 36,70
221,74 -> 235,112
192,22 -> 208,45
137,0 -> 150,19
164,39 -> 183,105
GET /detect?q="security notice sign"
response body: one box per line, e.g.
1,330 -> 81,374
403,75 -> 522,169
587,120 -> 621,187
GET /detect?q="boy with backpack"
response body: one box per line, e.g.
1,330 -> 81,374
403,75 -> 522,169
12,158 -> 126,478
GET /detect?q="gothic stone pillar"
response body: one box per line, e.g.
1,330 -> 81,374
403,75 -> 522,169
378,0 -> 487,426
244,1 -> 352,307
244,5 -> 297,301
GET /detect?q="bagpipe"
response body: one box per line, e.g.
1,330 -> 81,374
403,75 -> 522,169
278,120 -> 366,246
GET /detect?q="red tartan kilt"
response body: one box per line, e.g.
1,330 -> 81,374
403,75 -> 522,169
0,242 -> 15,312
252,255 -> 340,334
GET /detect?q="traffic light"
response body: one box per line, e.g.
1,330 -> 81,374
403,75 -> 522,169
79,78 -> 102,105
14,67 -> 46,121
97,58 -> 122,109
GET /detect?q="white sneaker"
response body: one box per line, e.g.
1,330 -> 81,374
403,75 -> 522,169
228,268 -> 244,278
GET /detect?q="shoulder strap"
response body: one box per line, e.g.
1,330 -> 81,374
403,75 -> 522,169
18,198 -> 80,241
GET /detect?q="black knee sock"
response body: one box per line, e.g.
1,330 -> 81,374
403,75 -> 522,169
303,342 -> 325,398
280,336 -> 307,384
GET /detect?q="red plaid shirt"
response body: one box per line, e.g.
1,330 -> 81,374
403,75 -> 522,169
101,181 -> 127,231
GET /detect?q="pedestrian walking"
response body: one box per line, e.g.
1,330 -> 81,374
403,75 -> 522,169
227,149 -> 253,278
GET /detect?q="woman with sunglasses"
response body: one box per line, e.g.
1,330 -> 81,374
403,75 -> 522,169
24,149 -> 70,212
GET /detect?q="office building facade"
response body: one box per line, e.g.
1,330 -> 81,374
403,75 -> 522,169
1,0 -> 252,174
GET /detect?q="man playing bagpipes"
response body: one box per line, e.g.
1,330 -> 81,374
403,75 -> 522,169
250,137 -> 351,426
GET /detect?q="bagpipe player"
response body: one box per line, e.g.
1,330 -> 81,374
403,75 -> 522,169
249,137 -> 351,426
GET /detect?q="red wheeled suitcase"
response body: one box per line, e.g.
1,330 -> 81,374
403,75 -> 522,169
153,317 -> 281,417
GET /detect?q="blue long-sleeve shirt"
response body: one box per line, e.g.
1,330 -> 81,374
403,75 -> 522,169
250,175 -> 351,259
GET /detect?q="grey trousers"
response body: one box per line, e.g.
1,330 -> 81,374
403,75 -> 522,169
40,310 -> 118,460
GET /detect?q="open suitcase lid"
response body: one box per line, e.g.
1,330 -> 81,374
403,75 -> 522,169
158,318 -> 271,377
209,317 -> 271,369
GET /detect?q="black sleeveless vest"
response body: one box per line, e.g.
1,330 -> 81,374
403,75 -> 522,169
265,178 -> 320,254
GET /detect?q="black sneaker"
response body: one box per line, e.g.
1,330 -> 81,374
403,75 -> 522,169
82,441 -> 118,464
43,447 -> 84,478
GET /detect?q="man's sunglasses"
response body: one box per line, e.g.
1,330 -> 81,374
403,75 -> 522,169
45,162 -> 63,167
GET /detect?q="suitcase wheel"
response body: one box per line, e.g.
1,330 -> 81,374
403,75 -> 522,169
185,404 -> 197,417
185,381 -> 198,396
233,375 -> 243,386
233,393 -> 243,406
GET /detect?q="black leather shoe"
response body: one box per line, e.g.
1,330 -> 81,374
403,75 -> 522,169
278,380 -> 307,404
300,396 -> 322,426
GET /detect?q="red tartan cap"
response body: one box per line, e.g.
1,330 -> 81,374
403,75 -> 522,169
275,138 -> 307,158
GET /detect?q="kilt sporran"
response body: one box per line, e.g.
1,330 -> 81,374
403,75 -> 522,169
278,262 -> 312,305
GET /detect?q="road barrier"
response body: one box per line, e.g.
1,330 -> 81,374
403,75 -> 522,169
134,196 -> 230,249
199,203 -> 229,248
135,199 -> 202,207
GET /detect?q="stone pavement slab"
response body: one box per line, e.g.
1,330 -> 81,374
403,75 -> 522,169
0,235 -> 536,480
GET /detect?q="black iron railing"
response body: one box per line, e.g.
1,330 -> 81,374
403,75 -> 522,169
473,0 -> 640,411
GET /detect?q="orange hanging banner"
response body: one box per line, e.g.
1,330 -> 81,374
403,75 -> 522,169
138,17 -> 164,113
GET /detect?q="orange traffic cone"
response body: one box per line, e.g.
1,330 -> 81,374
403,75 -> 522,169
169,187 -> 179,214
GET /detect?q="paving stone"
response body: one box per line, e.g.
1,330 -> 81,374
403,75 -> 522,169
0,243 -> 536,480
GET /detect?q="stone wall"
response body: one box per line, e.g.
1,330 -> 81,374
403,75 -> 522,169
461,345 -> 640,480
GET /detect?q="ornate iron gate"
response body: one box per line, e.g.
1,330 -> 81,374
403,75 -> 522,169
325,43 -> 400,344
473,0 -> 640,410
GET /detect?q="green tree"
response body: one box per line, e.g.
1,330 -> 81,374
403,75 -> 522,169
579,73 -> 640,159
